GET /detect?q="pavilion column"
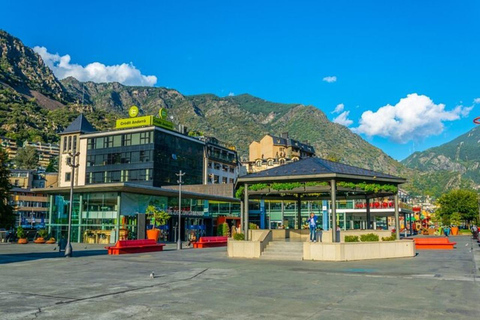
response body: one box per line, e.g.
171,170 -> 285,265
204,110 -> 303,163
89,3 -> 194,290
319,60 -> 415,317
331,179 -> 337,242
244,183 -> 249,240
394,194 -> 400,240
366,197 -> 371,229
240,201 -> 244,235
296,195 -> 302,229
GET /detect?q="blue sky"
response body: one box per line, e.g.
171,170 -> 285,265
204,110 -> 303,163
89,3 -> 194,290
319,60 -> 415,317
3,0 -> 480,160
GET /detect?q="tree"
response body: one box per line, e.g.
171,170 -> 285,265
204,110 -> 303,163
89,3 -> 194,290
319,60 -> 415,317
14,146 -> 39,169
436,189 -> 479,224
46,157 -> 58,172
0,146 -> 14,228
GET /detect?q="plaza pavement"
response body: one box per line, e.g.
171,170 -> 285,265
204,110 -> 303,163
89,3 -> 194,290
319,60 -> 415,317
0,236 -> 479,320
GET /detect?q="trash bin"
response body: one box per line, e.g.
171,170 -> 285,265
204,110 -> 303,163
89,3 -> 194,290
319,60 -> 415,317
316,230 -> 322,242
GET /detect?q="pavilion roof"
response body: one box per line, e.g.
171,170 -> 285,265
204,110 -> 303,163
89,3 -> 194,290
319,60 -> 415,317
238,157 -> 405,185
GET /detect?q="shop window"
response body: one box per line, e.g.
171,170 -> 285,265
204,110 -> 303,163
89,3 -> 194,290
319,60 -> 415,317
65,172 -> 71,182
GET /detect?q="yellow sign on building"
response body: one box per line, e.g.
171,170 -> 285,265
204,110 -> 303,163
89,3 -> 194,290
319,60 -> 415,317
116,115 -> 152,129
115,115 -> 174,130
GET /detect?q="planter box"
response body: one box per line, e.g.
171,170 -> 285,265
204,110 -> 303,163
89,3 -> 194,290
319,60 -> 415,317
303,240 -> 415,261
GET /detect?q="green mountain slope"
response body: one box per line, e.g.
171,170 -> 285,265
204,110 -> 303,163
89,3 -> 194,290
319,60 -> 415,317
2,29 -> 469,197
61,76 -> 408,177
402,126 -> 480,192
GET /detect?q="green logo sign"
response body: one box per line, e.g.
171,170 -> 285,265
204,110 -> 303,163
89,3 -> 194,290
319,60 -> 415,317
159,108 -> 168,119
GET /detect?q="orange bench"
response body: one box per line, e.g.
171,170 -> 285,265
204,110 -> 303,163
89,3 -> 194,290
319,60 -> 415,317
414,237 -> 457,250
193,236 -> 228,249
105,239 -> 165,255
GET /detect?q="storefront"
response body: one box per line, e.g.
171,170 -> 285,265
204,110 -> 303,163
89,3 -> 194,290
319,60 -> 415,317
40,183 -> 239,243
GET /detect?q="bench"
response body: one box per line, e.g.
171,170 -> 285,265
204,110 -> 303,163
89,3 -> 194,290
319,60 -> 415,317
193,236 -> 228,249
105,239 -> 165,255
414,237 -> 457,250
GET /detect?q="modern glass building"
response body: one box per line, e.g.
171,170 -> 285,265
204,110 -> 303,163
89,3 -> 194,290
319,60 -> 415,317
40,114 -> 241,243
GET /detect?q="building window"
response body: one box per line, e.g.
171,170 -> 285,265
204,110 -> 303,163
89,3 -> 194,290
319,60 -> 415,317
65,172 -> 71,182
123,134 -> 132,146
229,178 -> 235,183
214,175 -> 219,184
87,138 -> 95,150
256,160 -> 262,167
73,136 -> 77,152
267,159 -> 274,166
222,177 -> 228,184
63,137 -> 67,152
68,136 -> 72,151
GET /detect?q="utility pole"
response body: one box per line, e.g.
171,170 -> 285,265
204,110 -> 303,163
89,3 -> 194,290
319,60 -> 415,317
176,170 -> 185,250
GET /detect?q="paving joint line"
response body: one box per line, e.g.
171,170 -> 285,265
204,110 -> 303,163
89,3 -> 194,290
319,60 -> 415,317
55,268 -> 209,306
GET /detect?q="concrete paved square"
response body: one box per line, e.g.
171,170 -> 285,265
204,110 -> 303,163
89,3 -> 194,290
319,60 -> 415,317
0,236 -> 479,319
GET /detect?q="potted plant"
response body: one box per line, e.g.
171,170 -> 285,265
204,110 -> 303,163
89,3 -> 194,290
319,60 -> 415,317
46,237 -> 56,244
146,205 -> 170,241
34,229 -> 48,244
16,226 -> 28,244
450,212 -> 462,236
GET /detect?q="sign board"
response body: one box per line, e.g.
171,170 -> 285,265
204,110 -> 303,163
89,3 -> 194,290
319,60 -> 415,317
115,115 -> 175,130
116,115 -> 152,129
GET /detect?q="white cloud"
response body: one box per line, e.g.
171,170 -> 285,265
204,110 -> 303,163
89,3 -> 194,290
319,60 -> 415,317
228,92 -> 235,96
353,93 -> 473,143
474,98 -> 480,104
33,46 -> 157,86
333,111 -> 353,127
332,103 -> 344,114
322,76 -> 337,83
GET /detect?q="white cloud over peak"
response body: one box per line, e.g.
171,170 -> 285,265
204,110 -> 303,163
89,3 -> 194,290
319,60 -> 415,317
33,46 -> 157,86
228,92 -> 235,96
474,98 -> 480,104
353,93 -> 473,143
322,76 -> 337,83
333,111 -> 353,127
332,103 -> 344,114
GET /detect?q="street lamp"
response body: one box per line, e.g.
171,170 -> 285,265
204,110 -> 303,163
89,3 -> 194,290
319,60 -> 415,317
65,151 -> 79,257
176,170 -> 185,250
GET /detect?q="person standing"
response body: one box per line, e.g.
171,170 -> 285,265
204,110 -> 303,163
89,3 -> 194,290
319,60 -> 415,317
308,213 -> 318,242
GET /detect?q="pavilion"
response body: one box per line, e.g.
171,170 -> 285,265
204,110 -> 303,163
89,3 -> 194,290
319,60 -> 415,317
236,157 -> 407,242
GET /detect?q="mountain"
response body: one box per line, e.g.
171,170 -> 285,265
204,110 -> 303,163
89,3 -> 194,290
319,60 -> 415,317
60,76 -> 408,176
402,126 -> 480,193
0,29 -> 463,197
0,30 -> 117,143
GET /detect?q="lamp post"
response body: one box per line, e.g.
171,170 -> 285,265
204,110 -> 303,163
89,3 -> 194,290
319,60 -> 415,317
176,170 -> 185,250
65,152 -> 79,257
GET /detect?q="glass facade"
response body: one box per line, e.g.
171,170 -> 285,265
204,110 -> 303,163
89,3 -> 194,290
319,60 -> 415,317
85,128 -> 204,187
47,191 -> 239,243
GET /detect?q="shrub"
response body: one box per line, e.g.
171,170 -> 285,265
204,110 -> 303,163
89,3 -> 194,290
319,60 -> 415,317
16,226 -> 25,239
360,233 -> 379,242
381,235 -> 396,241
217,223 -> 229,236
249,223 -> 258,230
344,235 -> 359,242
233,233 -> 245,240
38,229 -> 48,238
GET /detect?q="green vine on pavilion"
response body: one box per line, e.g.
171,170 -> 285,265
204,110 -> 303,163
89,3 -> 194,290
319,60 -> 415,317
336,181 -> 397,193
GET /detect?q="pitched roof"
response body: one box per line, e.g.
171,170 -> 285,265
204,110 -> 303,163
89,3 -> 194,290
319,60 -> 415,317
269,135 -> 315,154
61,114 -> 96,134
239,157 -> 405,183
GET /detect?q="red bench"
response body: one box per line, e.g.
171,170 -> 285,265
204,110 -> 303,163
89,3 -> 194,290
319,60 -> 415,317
193,236 -> 228,249
105,239 -> 165,255
414,237 -> 457,250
